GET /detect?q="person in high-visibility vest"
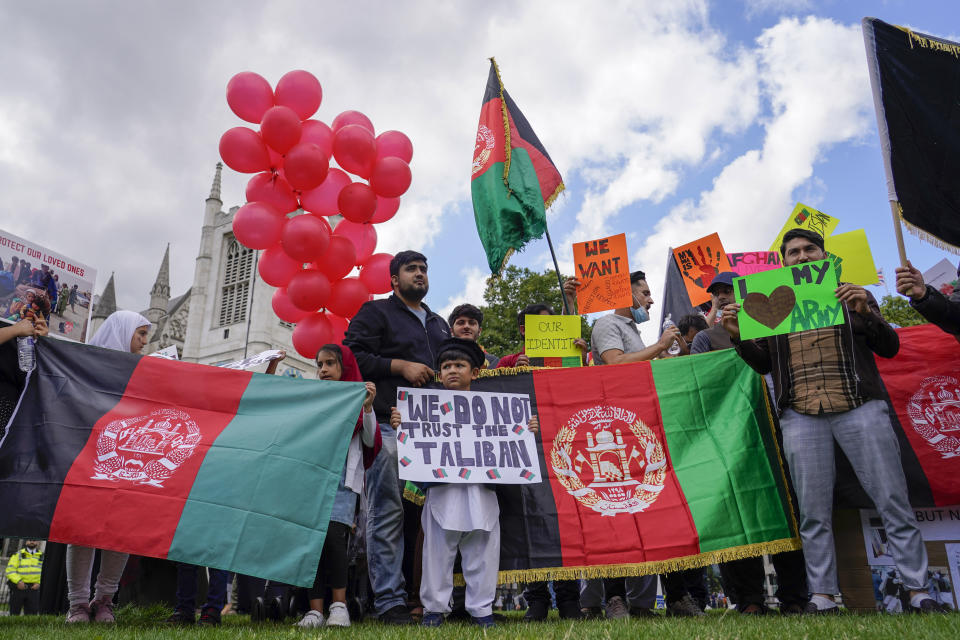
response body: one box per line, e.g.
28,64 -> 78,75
5,540 -> 43,615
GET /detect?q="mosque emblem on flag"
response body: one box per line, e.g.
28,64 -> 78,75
907,376 -> 960,459
472,124 -> 496,176
550,405 -> 666,516
92,408 -> 201,487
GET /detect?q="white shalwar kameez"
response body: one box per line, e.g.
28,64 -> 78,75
419,483 -> 500,618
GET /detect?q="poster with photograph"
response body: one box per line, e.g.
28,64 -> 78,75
0,228 -> 97,342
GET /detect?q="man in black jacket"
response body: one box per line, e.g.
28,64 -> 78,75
344,250 -> 450,625
721,229 -> 942,614
895,260 -> 960,336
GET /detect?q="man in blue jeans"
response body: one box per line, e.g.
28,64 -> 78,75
344,251 -> 450,625
722,228 -> 944,614
165,564 -> 230,626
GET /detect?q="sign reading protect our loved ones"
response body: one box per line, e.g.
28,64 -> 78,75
395,387 -> 542,484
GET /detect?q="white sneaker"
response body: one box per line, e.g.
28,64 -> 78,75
326,602 -> 351,627
295,610 -> 325,628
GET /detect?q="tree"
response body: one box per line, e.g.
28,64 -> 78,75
478,265 -> 592,357
878,294 -> 927,328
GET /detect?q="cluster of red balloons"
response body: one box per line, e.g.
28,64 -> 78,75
219,70 -> 413,359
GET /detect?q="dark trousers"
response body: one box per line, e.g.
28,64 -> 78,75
308,522 -> 351,598
721,550 -> 808,610
8,583 -> 40,615
662,568 -> 707,607
523,579 -> 580,607
175,564 -> 230,613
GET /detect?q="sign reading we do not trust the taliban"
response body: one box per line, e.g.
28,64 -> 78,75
395,387 -> 543,484
733,259 -> 845,340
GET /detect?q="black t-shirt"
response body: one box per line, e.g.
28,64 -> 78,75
0,338 -> 26,437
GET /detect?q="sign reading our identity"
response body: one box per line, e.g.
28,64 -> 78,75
733,259 -> 845,340
395,387 -> 543,484
525,314 -> 582,367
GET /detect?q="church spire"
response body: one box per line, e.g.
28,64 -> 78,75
151,244 -> 170,299
93,273 -> 117,320
208,162 -> 223,201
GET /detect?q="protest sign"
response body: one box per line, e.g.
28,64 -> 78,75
673,233 -> 732,306
824,230 -> 880,285
395,387 -> 542,484
727,251 -> 781,277
733,259 -> 844,339
218,349 -> 285,370
572,233 -> 632,314
769,202 -> 840,253
148,345 -> 180,360
0,228 -> 97,342
525,314 -> 581,367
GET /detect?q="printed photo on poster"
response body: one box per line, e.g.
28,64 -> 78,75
869,565 -> 955,612
0,228 -> 97,342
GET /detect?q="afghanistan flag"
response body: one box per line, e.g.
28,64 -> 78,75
0,337 -> 366,586
863,18 -> 960,251
471,349 -> 799,581
471,57 -> 565,274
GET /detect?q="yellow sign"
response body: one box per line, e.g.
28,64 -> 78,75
525,315 -> 581,359
824,230 -> 880,285
770,203 -> 840,253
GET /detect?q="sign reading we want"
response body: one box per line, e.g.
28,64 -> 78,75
395,387 -> 543,484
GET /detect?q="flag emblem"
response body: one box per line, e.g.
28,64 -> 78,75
433,468 -> 448,479
397,431 -> 408,444
520,469 -> 536,481
440,401 -> 454,415
397,390 -> 409,401
399,456 -> 413,467
512,424 -> 525,435
906,376 -> 960,459
486,469 -> 501,480
794,208 -> 809,225
458,468 -> 472,480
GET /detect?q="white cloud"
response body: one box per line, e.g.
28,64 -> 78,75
436,266 -> 489,320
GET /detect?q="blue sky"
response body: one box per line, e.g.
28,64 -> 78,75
1,1 -> 957,346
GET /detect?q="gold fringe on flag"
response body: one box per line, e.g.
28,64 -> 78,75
761,376 -> 801,537
894,201 -> 960,255
898,25 -> 960,58
489,57 -> 513,195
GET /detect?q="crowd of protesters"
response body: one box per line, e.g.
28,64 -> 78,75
1,229 -> 958,627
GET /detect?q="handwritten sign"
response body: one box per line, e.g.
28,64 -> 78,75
525,314 -> 581,366
727,251 -> 782,277
769,202 -> 840,253
673,233 -> 732,306
572,233 -> 632,314
824,230 -> 880,285
396,387 -> 542,484
733,260 -> 844,339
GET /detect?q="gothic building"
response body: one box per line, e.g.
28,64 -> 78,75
89,163 -> 314,377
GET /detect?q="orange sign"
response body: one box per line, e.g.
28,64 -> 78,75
672,233 -> 732,306
572,233 -> 632,314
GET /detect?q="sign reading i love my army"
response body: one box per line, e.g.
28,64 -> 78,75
733,259 -> 846,340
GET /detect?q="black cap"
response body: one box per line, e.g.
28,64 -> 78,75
706,271 -> 737,293
435,337 -> 485,369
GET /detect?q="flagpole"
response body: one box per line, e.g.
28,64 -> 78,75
543,225 -> 570,315
889,200 -> 909,267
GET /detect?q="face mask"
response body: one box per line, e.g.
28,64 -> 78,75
630,305 -> 649,324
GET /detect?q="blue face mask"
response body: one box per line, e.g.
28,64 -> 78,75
630,305 -> 649,324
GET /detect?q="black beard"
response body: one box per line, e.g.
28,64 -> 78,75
398,282 -> 427,302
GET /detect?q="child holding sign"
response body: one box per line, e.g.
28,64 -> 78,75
390,338 -> 538,628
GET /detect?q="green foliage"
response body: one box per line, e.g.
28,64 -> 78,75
478,265 -> 591,357
878,294 -> 928,328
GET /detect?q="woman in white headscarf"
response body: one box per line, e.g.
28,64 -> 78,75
66,310 -> 151,624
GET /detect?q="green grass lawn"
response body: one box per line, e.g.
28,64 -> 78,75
1,606 -> 959,640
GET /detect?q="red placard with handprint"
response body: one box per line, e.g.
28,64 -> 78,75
672,233 -> 731,306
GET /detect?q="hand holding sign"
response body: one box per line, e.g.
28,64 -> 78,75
673,233 -> 732,306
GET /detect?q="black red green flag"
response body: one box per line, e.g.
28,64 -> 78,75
471,58 -> 565,274
0,337 -> 366,586
863,18 -> 960,251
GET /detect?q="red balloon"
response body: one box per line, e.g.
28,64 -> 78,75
371,196 -> 400,223
281,214 -> 331,263
232,202 -> 284,249
300,120 -> 333,157
219,127 -> 270,173
338,183 -> 377,223
359,253 -> 394,294
226,72 -> 274,124
326,312 -> 349,343
284,143 -> 330,191
314,235 -> 356,280
375,130 -> 413,163
370,157 -> 412,198
292,312 -> 333,359
287,268 -> 331,312
268,148 -> 283,171
260,105 -> 302,154
272,287 -> 310,323
331,110 -> 374,135
300,168 -> 351,216
259,244 -> 301,287
334,219 -> 378,263
332,125 -> 377,178
246,172 -> 299,214
274,70 -> 322,120
327,277 -> 370,318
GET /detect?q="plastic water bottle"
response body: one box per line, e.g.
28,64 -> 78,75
17,336 -> 35,372
662,315 -> 681,355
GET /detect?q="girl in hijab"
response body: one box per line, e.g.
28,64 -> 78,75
66,310 -> 151,623
295,343 -> 380,628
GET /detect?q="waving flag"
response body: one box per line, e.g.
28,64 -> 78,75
0,337 -> 365,586
471,58 -> 564,274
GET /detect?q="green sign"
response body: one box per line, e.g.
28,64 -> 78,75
733,259 -> 845,339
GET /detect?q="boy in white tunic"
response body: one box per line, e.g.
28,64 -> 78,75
390,338 -> 537,628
